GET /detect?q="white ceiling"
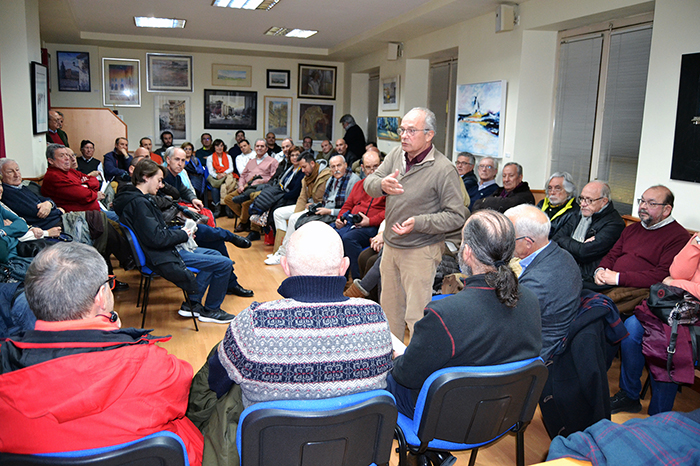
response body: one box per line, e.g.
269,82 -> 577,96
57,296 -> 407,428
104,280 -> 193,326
39,0 -> 505,60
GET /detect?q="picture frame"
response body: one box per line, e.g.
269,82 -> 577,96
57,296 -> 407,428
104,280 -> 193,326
102,58 -> 141,107
267,69 -> 290,89
298,64 -> 336,100
56,51 -> 90,92
146,53 -> 193,92
155,95 -> 191,145
264,96 -> 293,139
377,116 -> 401,141
30,62 -> 48,134
298,100 -> 334,142
381,76 -> 400,111
454,80 -> 506,158
204,89 -> 257,130
212,64 -> 252,87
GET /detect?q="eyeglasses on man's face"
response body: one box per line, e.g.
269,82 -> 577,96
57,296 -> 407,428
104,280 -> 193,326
94,275 -> 116,297
577,196 -> 604,205
398,127 -> 430,137
637,198 -> 667,208
478,165 -> 494,171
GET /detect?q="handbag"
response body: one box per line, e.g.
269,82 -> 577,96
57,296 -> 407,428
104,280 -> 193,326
646,283 -> 700,382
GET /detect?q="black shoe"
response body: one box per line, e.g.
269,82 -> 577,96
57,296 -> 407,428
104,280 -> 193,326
198,307 -> 235,324
225,206 -> 235,218
234,222 -> 250,233
610,390 -> 642,414
247,231 -> 261,241
113,280 -> 129,292
212,205 -> 222,218
178,301 -> 201,318
229,233 -> 251,249
227,283 -> 254,297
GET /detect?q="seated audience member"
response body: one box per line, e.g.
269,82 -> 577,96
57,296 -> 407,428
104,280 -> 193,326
265,155 -> 358,264
386,210 -> 542,418
103,137 -> 133,182
47,110 -> 69,147
552,180 -> 625,286
0,281 -> 35,339
265,131 -> 282,156
0,242 -> 204,466
163,147 -> 205,212
592,185 -> 689,313
505,205 -> 581,359
317,138 -> 337,162
455,152 -> 478,201
0,186 -> 34,280
233,139 -> 254,176
472,162 -> 535,213
332,151 -> 385,279
139,136 -> 162,164
76,139 -> 104,180
228,130 -> 246,161
114,159 -> 236,324
538,172 -> 579,239
182,141 -> 206,197
301,136 -> 315,157
155,130 -> 174,157
206,139 -> 235,217
195,133 -> 214,166
611,233 -> 700,415
470,157 -> 499,208
187,222 -> 392,463
1,158 -> 63,230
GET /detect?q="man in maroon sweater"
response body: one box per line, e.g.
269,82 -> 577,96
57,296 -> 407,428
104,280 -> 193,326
594,185 -> 689,313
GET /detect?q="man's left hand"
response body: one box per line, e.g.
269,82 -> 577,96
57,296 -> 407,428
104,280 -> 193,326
36,201 -> 52,218
357,212 -> 370,228
316,207 -> 332,216
595,268 -> 619,286
335,218 -> 347,229
392,217 -> 415,235
191,199 -> 203,211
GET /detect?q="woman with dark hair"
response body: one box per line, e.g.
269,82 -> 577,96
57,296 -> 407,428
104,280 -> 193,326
206,139 -> 234,217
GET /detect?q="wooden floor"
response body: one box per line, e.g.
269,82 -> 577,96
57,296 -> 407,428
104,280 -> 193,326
112,216 -> 700,465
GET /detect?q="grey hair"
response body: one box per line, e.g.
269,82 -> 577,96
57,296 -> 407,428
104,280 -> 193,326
479,157 -> 499,171
505,204 -> 551,242
0,158 -> 16,171
164,146 -> 182,160
457,152 -> 475,165
547,172 -> 577,198
46,143 -> 66,160
503,162 -> 522,176
25,242 -> 108,321
408,107 -> 437,132
589,180 -> 612,201
339,114 -> 356,126
255,138 -> 266,146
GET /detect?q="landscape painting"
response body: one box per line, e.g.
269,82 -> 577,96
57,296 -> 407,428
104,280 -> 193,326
454,80 -> 506,157
57,51 -> 90,92
265,96 -> 292,138
377,116 -> 400,141
204,89 -> 257,130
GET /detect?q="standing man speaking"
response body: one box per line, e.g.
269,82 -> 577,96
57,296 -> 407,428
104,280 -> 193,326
364,107 -> 466,339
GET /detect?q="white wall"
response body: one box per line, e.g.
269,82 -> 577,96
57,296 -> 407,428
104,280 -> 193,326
46,44 -> 344,153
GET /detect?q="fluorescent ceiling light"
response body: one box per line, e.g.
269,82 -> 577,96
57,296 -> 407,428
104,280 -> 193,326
264,27 -> 317,39
134,17 -> 186,28
213,0 -> 280,10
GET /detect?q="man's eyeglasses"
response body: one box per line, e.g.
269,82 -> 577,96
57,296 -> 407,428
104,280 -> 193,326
637,198 -> 667,208
478,165 -> 494,170
94,275 -> 116,296
398,127 -> 430,137
578,196 -> 604,205
515,236 -> 533,242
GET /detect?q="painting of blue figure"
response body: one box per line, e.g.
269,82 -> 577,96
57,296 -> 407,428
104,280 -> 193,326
454,80 -> 506,157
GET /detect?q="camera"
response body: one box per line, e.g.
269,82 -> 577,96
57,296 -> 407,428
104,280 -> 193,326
308,202 -> 323,214
343,211 -> 363,224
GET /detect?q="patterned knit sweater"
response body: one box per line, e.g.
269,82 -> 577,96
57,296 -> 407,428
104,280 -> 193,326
209,275 -> 393,407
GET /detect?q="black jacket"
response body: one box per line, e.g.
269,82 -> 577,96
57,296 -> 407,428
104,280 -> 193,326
537,197 -> 580,239
113,185 -> 196,293
552,202 -> 625,283
471,181 -> 536,213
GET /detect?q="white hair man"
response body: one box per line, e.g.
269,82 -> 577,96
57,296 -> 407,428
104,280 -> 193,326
538,172 -> 579,239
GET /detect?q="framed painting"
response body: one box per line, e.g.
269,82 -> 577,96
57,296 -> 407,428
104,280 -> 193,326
267,69 -> 290,89
146,53 -> 193,92
56,51 -> 90,92
298,101 -> 334,141
102,58 -> 140,107
670,52 -> 700,183
377,116 -> 401,141
381,76 -> 399,111
212,64 -> 252,87
204,89 -> 257,130
453,80 -> 506,157
298,64 -> 336,100
155,95 -> 190,144
31,62 -> 48,134
265,96 -> 292,139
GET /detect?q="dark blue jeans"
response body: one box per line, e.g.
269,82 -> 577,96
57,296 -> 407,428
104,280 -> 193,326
187,225 -> 240,288
331,223 -> 377,279
178,247 -> 232,311
385,373 -> 417,418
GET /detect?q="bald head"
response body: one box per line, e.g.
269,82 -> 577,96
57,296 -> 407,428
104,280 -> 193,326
282,222 -> 349,277
133,147 -> 150,158
504,204 -> 551,259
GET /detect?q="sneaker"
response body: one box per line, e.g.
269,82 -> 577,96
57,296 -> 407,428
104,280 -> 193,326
610,390 -> 642,414
178,301 -> 201,318
267,253 -> 275,258
264,253 -> 282,265
198,307 -> 235,324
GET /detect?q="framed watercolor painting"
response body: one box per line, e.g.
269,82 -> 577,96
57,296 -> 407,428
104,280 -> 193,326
31,62 -> 48,134
265,96 -> 292,139
102,58 -> 140,107
154,95 -> 190,144
298,64 -> 336,100
212,64 -> 252,87
204,89 -> 257,130
267,69 -> 290,89
453,80 -> 506,157
56,51 -> 90,92
146,53 -> 193,92
381,76 -> 399,111
377,116 -> 401,141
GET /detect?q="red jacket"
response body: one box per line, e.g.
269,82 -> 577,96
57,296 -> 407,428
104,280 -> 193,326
0,320 -> 203,465
337,178 -> 386,227
41,166 -> 101,212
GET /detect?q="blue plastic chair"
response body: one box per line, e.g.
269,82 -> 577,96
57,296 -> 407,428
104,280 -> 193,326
394,358 -> 548,466
120,223 -> 199,331
237,390 -> 398,466
0,431 -> 187,466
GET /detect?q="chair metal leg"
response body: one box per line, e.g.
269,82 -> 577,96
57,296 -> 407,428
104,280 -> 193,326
140,277 -> 152,328
468,448 -> 478,466
184,291 -> 199,332
395,426 -> 408,466
136,274 -> 144,308
516,430 -> 525,466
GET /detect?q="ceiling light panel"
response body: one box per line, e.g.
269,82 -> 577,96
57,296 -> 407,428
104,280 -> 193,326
134,17 -> 186,28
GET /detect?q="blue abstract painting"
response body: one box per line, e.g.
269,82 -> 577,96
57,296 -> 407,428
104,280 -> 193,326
454,80 -> 506,157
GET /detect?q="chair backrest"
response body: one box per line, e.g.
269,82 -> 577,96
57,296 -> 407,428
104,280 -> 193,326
415,358 -> 548,447
237,390 -> 397,466
119,223 -> 147,269
0,431 -> 187,466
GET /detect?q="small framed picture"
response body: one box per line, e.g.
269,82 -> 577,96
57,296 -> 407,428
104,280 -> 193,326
204,89 -> 257,130
267,69 -> 290,89
377,116 -> 401,141
102,58 -> 141,107
298,100 -> 334,141
31,62 -> 49,134
298,64 -> 336,100
56,51 -> 91,92
382,76 -> 400,111
265,96 -> 293,139
212,64 -> 252,87
146,53 -> 193,92
155,95 -> 191,145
